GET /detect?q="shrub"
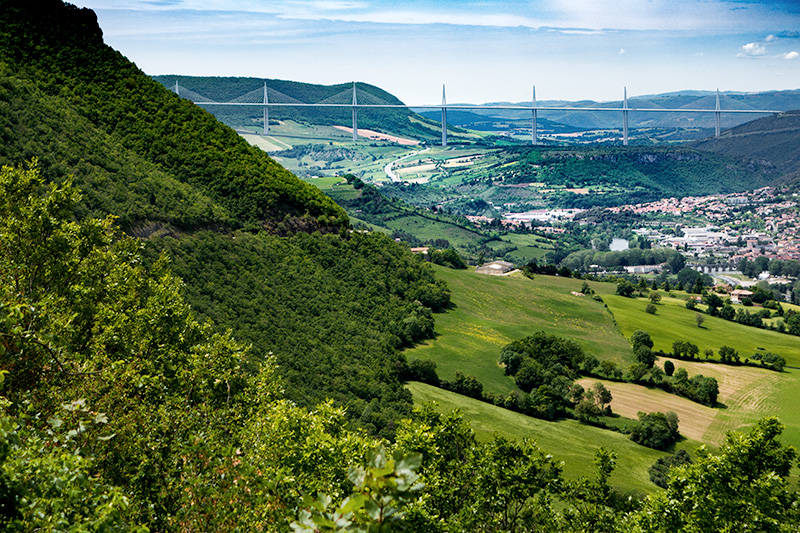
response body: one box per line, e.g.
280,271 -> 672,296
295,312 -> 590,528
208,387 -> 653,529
648,449 -> 693,488
629,411 -> 680,450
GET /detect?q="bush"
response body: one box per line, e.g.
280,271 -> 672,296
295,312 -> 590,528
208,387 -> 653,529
629,411 -> 680,450
448,372 -> 484,400
645,303 -> 657,314
649,291 -> 662,304
616,280 -> 635,297
630,330 -> 654,351
648,449 -> 693,488
406,359 -> 440,385
430,248 -> 468,270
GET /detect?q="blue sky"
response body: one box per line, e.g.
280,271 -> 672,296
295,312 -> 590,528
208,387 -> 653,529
71,0 -> 800,104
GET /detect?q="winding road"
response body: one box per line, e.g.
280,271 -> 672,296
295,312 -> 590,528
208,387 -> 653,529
384,147 -> 431,182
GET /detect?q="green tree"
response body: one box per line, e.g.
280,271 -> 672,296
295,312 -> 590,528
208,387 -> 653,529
648,449 -> 692,489
719,345 -> 739,364
291,446 -> 424,533
635,346 -> 656,368
635,417 -> 799,532
665,254 -> 686,274
591,382 -> 613,413
695,312 -> 705,328
616,281 -> 635,297
429,248 -> 467,270
630,330 -> 654,351
629,412 -> 680,450
457,437 -> 562,532
575,397 -> 602,422
0,387 -> 145,533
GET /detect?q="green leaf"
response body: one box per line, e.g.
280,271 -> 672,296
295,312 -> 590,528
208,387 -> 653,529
340,493 -> 368,513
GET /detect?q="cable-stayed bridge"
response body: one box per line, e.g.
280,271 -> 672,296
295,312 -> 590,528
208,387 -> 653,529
172,81 -> 782,147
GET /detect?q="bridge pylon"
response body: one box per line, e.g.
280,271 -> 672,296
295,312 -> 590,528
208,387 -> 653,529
352,82 -> 358,142
264,81 -> 269,136
532,85 -> 538,146
623,86 -> 629,146
441,84 -> 447,147
715,88 -> 721,138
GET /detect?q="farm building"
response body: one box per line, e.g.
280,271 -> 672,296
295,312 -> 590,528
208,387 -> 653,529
730,289 -> 754,304
476,260 -> 514,275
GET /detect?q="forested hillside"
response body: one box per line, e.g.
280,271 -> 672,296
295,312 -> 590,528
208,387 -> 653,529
694,110 -> 800,179
2,1 -> 800,531
0,0 -> 345,232
153,75 -> 444,142
0,0 -> 451,435
501,146 -> 779,208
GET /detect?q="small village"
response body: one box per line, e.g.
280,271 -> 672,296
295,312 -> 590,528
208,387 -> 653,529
486,186 -> 800,264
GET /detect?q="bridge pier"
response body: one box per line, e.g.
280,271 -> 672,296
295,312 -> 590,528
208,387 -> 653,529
715,89 -> 721,138
352,82 -> 358,142
441,84 -> 447,147
532,85 -> 538,146
264,82 -> 269,136
623,87 -> 629,146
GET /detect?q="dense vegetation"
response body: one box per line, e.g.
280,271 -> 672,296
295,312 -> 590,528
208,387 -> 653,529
695,110 -> 800,178
500,146 -> 777,208
0,0 -> 457,436
3,3 -> 800,531
2,181 -> 797,529
0,0 -> 346,232
2,171 -> 797,531
145,229 -> 450,436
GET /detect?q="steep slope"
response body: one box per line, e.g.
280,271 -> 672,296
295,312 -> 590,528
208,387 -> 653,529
0,0 -> 346,232
694,111 -> 800,179
0,0 -> 452,437
498,145 -> 778,208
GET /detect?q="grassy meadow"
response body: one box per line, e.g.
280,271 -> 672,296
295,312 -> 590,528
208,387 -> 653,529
406,269 -> 635,396
599,291 -> 800,450
407,270 -> 800,481
407,381 -> 700,495
601,293 -> 800,366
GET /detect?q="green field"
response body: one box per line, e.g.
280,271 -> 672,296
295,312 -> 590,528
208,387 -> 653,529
602,293 -> 800,366
407,381 -> 700,495
240,121 -> 416,181
600,291 -> 800,451
406,269 -> 635,396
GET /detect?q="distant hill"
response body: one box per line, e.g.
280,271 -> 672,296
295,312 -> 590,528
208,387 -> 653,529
153,75 -> 444,143
447,91 -> 800,132
693,111 -> 800,179
416,109 -> 583,133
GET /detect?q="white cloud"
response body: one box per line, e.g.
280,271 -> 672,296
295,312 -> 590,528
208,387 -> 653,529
311,1 -> 368,10
618,48 -> 626,55
738,42 -> 766,57
783,51 -> 800,60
